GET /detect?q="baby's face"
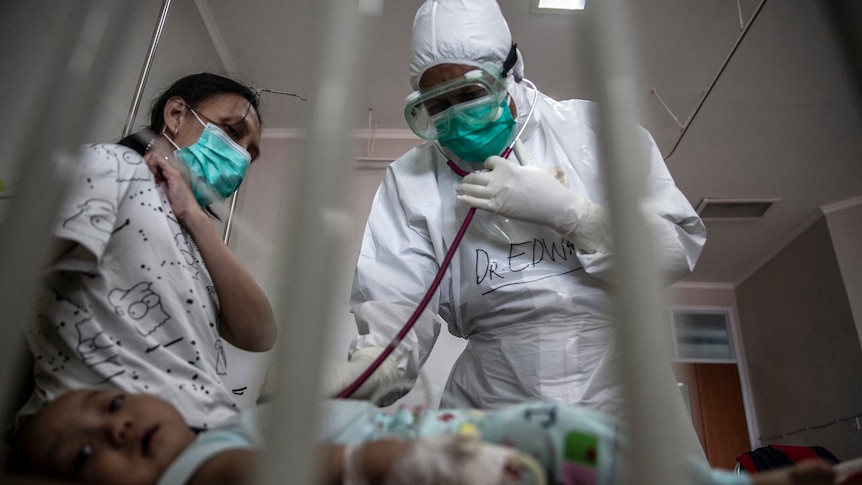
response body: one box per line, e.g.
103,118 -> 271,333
18,389 -> 197,484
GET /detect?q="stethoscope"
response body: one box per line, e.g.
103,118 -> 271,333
337,78 -> 539,400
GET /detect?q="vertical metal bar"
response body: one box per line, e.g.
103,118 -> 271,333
122,0 -> 172,138
585,0 -> 692,483
258,1 -> 372,484
0,0 -> 141,432
222,188 -> 239,245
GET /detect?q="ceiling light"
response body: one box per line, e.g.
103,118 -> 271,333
695,198 -> 779,220
534,0 -> 586,11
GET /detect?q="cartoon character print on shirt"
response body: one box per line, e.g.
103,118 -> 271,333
107,281 -> 196,365
98,144 -> 152,183
108,282 -> 169,336
215,339 -> 228,376
61,145 -> 153,239
75,316 -> 124,383
62,198 -> 116,235
174,232 -> 202,280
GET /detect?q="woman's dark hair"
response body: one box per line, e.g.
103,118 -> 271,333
118,72 -> 261,154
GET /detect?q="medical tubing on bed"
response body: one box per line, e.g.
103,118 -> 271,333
336,147 -> 513,399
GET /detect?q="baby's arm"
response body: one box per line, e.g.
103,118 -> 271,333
186,448 -> 259,485
183,441 -> 407,485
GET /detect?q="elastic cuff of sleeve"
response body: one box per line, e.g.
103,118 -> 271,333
562,200 -> 611,254
347,346 -> 403,404
350,345 -> 385,363
350,346 -> 400,383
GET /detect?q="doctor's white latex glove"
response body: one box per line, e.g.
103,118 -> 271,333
321,346 -> 401,405
455,139 -> 610,253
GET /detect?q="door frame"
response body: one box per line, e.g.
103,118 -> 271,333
668,305 -> 759,450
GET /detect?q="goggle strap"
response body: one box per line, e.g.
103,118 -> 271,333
501,43 -> 519,80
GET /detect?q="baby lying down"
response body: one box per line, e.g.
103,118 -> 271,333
3,389 -> 845,485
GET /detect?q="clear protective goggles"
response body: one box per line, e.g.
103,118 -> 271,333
404,68 -> 508,141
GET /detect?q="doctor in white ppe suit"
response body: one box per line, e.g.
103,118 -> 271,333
338,0 -> 706,450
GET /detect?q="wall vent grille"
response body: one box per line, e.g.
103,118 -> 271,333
695,198 -> 779,220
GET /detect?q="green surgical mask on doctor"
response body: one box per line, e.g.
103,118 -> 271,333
436,97 -> 516,163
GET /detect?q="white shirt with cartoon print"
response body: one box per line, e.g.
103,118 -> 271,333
22,143 -> 238,430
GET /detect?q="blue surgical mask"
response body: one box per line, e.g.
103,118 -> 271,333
436,98 -> 516,163
164,109 -> 251,207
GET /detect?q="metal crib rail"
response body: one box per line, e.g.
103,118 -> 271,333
586,0 -> 692,483
257,1 -> 376,484
0,0 -> 141,437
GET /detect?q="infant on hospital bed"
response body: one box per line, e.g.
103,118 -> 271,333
3,389 -> 844,485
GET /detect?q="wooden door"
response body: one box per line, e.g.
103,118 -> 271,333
673,363 -> 751,470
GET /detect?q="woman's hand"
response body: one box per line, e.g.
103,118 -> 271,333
143,145 -> 206,229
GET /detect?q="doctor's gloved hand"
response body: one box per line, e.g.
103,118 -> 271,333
321,346 -> 401,405
455,140 -> 610,253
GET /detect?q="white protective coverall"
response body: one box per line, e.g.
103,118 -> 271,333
349,0 -> 706,429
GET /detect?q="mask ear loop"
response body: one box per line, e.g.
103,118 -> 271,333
159,100 -> 185,150
162,101 -> 209,151
161,126 -> 181,151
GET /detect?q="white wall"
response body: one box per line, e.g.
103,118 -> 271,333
0,0 -> 227,223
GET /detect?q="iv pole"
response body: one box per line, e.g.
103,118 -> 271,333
121,0 -> 172,139
118,0 -> 238,246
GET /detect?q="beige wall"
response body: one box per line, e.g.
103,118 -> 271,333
670,206 -> 862,460
736,216 -> 862,460
825,201 -> 862,349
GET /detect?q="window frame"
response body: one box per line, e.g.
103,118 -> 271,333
669,306 -> 738,363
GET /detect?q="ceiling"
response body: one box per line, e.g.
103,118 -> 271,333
187,0 -> 862,286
